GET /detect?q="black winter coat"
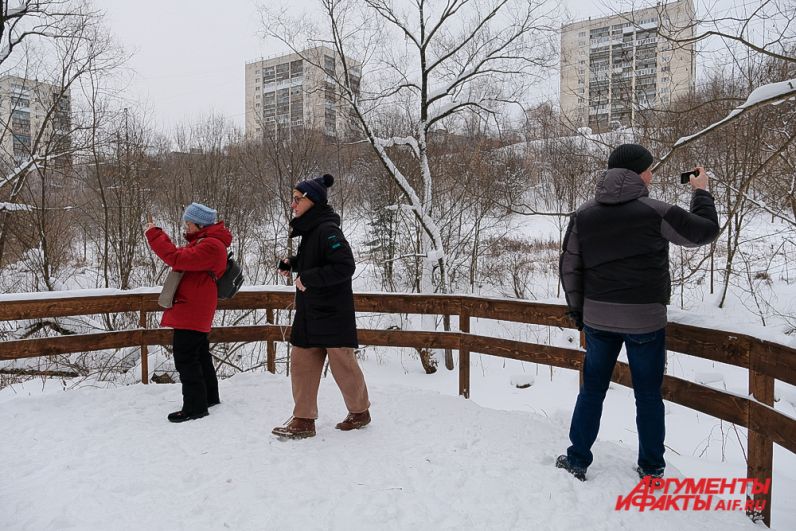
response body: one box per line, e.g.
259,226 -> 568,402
560,168 -> 719,334
288,204 -> 358,348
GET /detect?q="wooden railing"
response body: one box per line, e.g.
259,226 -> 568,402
1,287 -> 795,527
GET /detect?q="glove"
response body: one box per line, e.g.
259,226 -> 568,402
567,310 -> 584,331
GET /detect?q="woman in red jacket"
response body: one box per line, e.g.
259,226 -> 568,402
145,202 -> 232,423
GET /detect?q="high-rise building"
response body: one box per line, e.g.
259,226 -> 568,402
560,0 -> 695,132
0,75 -> 71,164
245,46 -> 361,139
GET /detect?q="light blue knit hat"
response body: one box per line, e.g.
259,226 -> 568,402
183,202 -> 217,227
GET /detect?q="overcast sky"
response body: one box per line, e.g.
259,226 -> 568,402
92,0 -> 751,133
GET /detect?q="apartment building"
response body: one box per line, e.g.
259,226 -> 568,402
560,0 -> 695,132
244,46 -> 361,139
0,75 -> 71,164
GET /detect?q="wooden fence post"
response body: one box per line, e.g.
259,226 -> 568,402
443,313 -> 454,370
747,341 -> 773,527
266,308 -> 276,374
139,305 -> 149,385
459,305 -> 470,399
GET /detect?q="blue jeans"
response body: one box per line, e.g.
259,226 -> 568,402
566,325 -> 666,473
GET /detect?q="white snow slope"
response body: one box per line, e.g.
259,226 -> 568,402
0,372 -> 771,531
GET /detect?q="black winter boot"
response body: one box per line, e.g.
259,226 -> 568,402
636,466 -> 664,480
556,454 -> 587,481
167,409 -> 209,423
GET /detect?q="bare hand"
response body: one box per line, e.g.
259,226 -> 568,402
690,166 -> 708,191
295,276 -> 306,292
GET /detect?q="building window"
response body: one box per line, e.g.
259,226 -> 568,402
290,60 -> 303,78
325,107 -> 336,132
324,55 -> 335,75
13,133 -> 31,156
263,91 -> 276,118
11,109 -> 30,131
276,63 -> 289,82
349,75 -> 361,99
263,66 -> 275,83
290,86 -> 303,121
325,81 -> 335,103
276,88 -> 290,116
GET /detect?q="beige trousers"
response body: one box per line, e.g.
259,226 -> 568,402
291,346 -> 370,419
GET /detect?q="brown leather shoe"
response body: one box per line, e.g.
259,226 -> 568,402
335,410 -> 371,431
272,417 -> 316,439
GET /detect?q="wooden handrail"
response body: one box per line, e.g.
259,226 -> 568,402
0,287 -> 794,526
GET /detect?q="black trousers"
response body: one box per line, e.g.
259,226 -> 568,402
173,329 -> 219,413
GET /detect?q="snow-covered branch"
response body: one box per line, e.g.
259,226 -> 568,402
385,204 -> 416,213
653,78 -> 796,171
0,202 -> 34,213
374,136 -> 421,158
0,155 -> 47,190
370,140 -> 446,261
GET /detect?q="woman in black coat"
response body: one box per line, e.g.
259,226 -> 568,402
272,174 -> 370,439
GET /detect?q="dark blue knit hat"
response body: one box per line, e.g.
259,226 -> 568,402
608,144 -> 654,175
295,174 -> 334,205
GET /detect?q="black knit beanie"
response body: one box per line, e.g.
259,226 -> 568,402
607,144 -> 654,175
295,174 -> 335,205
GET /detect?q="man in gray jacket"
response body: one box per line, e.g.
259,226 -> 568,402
556,144 -> 720,481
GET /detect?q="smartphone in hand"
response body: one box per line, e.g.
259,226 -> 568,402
680,169 -> 699,184
277,259 -> 291,272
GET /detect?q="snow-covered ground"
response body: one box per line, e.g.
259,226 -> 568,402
1,354 -> 793,530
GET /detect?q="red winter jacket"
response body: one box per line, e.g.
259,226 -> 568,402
146,222 -> 233,333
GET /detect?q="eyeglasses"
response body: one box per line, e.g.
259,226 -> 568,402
291,193 -> 307,205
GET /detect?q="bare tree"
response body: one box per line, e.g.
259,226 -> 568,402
263,0 -> 557,371
0,2 -> 126,280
